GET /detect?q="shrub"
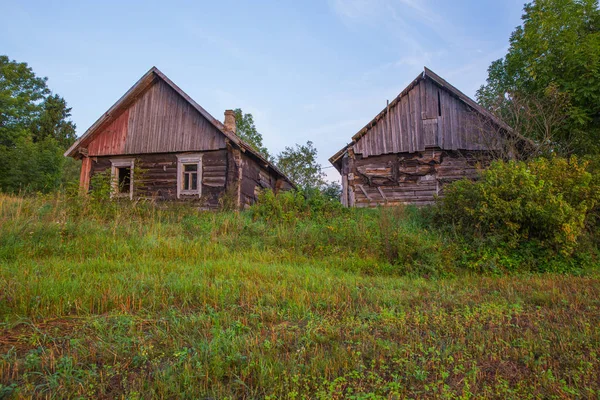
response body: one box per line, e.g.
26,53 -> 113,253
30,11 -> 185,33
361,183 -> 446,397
250,189 -> 345,223
435,157 -> 600,262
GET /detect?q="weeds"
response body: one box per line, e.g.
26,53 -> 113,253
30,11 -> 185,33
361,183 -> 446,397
1,193 -> 599,398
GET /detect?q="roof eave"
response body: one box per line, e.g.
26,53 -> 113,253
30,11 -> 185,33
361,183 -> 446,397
65,66 -> 159,158
329,66 -> 532,164
65,67 -> 295,186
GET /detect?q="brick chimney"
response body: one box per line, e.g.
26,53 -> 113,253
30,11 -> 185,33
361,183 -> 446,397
224,110 -> 236,134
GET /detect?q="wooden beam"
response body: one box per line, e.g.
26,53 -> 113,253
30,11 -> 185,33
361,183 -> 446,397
79,157 -> 92,194
358,184 -> 371,201
377,187 -> 387,203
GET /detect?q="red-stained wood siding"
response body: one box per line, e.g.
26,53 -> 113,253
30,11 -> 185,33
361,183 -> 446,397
87,109 -> 129,156
79,157 -> 92,192
86,79 -> 227,157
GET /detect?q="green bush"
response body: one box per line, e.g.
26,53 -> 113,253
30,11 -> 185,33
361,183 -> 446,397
0,137 -> 65,193
250,188 -> 345,223
435,157 -> 600,270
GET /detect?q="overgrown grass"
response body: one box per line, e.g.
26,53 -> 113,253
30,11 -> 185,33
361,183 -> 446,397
1,193 -> 599,398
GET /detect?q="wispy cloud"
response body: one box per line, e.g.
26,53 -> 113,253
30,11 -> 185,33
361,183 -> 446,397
328,0 -> 386,21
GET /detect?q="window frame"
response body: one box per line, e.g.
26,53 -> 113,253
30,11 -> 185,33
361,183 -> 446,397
110,158 -> 135,200
177,154 -> 203,199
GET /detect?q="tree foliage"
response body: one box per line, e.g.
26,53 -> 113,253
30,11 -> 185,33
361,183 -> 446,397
435,157 -> 600,260
477,0 -> 600,155
230,109 -> 337,198
0,55 -> 77,193
0,55 -> 49,147
321,181 -> 342,201
275,141 -> 326,190
233,108 -> 270,160
31,94 -> 77,148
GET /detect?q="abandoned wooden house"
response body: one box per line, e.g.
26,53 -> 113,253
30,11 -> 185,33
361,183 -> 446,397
65,67 -> 293,209
330,67 -> 516,207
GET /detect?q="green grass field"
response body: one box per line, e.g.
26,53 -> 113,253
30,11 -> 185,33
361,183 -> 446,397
1,194 -> 599,399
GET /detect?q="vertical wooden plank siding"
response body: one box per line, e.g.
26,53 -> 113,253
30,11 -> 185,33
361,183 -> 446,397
87,109 -> 129,156
350,77 -> 500,159
87,79 -> 227,157
413,83 -> 424,152
79,157 -> 92,192
400,95 -> 410,153
391,103 -> 399,153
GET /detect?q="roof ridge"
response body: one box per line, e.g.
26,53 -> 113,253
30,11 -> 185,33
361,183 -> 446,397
329,67 -> 518,167
64,67 -> 291,183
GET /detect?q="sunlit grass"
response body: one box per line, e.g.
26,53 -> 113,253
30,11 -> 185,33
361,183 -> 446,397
1,193 -> 599,398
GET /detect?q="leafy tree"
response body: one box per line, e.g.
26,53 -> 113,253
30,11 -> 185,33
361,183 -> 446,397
0,55 -> 77,193
31,94 -> 77,148
275,141 -> 326,190
0,137 -> 64,193
477,0 -> 600,155
321,181 -> 342,201
0,55 -> 49,147
233,108 -> 270,160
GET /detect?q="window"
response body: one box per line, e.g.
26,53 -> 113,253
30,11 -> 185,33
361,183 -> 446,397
177,154 -> 202,198
183,164 -> 198,191
110,158 -> 135,199
117,167 -> 131,193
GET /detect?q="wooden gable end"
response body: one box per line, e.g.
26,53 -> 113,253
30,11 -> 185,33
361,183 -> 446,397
87,79 -> 227,157
352,78 -> 496,158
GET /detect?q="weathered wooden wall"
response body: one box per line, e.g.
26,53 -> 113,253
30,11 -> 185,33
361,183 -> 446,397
86,79 -> 227,157
89,150 -> 230,209
341,149 -> 489,207
86,149 -> 292,208
353,78 -> 494,158
239,153 -> 292,208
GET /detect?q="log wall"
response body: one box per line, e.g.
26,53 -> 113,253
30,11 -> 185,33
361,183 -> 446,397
341,148 -> 489,207
89,150 -> 230,209
239,153 -> 293,208
87,149 -> 292,209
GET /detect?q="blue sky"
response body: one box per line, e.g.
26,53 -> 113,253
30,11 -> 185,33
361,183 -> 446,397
1,0 -> 525,181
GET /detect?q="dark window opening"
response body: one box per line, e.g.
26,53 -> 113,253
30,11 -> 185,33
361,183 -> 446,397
117,167 -> 131,193
437,91 -> 442,116
183,164 -> 198,191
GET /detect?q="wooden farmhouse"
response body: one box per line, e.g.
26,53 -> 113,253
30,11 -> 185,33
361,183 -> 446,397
330,67 -> 516,207
65,67 -> 293,209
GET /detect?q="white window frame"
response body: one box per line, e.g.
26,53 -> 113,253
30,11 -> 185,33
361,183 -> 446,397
177,154 -> 203,199
110,158 -> 135,200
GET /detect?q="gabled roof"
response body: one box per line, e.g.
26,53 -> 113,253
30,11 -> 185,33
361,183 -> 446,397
65,67 -> 292,184
329,67 -> 521,168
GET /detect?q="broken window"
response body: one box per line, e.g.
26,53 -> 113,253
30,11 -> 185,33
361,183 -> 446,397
117,167 -> 131,193
110,158 -> 135,199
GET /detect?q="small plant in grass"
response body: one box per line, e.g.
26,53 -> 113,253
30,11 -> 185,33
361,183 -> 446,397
379,206 -> 453,277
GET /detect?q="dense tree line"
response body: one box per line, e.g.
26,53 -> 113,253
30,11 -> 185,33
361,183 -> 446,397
0,55 -> 78,193
477,0 -> 600,156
